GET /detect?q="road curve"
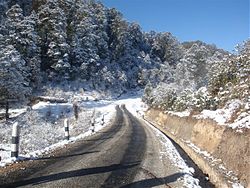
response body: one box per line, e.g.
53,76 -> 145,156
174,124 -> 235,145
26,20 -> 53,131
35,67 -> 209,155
0,106 -> 213,188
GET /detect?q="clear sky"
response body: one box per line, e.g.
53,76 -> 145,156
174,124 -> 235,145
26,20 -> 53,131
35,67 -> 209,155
100,0 -> 249,52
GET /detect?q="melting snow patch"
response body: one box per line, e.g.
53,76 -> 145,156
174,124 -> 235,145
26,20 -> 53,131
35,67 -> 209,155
144,122 -> 201,188
0,108 -> 26,118
230,114 -> 250,129
232,183 -> 244,188
195,100 -> 250,130
168,110 -> 191,117
186,141 -> 244,188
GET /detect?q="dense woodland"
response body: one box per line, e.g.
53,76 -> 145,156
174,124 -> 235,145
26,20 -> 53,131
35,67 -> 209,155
0,0 -> 249,114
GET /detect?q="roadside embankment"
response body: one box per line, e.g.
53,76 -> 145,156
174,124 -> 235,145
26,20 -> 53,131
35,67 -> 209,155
145,109 -> 249,188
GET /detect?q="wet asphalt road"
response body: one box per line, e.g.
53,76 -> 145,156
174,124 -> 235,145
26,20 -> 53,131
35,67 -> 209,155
0,106 -> 213,188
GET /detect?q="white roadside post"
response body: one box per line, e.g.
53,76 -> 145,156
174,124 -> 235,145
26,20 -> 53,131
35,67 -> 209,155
101,115 -> 104,126
64,118 -> 70,140
11,122 -> 19,158
91,118 -> 95,133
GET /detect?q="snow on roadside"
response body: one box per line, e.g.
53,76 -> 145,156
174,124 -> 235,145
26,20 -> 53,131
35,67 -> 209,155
168,110 -> 191,117
0,108 -> 26,118
120,96 -> 245,187
145,120 -> 201,188
185,141 -> 244,188
0,97 -> 116,167
113,96 -> 148,116
196,100 -> 242,125
119,97 -> 201,188
195,100 -> 250,130
164,99 -> 250,131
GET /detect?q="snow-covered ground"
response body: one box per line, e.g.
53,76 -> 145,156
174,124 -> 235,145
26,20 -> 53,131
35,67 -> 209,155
152,126 -> 201,188
0,108 -> 27,119
195,99 -> 250,130
0,94 -> 116,167
0,91 -> 141,167
166,99 -> 250,132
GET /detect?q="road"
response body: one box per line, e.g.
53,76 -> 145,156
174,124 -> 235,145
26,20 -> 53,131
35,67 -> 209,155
0,106 -> 213,188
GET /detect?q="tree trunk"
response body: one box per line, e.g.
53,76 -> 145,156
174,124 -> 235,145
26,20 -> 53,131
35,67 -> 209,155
5,101 -> 9,120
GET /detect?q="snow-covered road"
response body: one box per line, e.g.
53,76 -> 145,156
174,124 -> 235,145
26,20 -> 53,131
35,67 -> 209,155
0,96 -> 212,187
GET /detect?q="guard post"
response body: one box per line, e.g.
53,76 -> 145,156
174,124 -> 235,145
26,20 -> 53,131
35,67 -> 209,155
11,122 -> 19,158
101,115 -> 104,126
91,118 -> 95,133
64,118 -> 70,140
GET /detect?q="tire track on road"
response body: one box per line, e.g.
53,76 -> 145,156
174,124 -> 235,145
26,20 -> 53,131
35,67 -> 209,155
101,106 -> 147,187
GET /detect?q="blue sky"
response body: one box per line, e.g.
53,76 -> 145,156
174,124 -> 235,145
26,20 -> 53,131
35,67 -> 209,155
100,0 -> 249,52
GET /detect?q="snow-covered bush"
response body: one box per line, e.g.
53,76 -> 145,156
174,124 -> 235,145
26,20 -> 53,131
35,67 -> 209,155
142,83 -> 153,105
144,84 -> 219,112
143,83 -> 177,110
144,40 -> 249,116
173,90 -> 194,111
171,89 -> 193,111
171,88 -> 218,112
188,87 -> 218,112
209,40 -> 250,107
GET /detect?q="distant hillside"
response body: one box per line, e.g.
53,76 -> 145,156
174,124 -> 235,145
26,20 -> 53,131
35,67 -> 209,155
0,0 -> 228,101
143,40 -> 249,130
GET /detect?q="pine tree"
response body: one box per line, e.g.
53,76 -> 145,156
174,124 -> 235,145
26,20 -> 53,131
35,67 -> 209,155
38,0 -> 70,75
6,4 -> 41,88
236,40 -> 250,84
0,44 -> 31,100
8,0 -> 33,16
150,32 -> 182,66
70,1 -> 110,80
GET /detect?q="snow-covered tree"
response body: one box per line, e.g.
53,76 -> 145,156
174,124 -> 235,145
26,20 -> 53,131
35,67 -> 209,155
236,40 -> 250,84
8,0 -> 33,15
71,1 -> 109,79
38,0 -> 70,75
5,5 -> 41,88
150,32 -> 182,66
174,41 -> 227,90
208,40 -> 250,105
180,43 -> 209,89
0,0 -> 234,101
0,44 -> 31,100
8,7 -> 41,82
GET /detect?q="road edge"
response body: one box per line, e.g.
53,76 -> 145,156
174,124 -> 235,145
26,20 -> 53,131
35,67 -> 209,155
142,117 -> 230,188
